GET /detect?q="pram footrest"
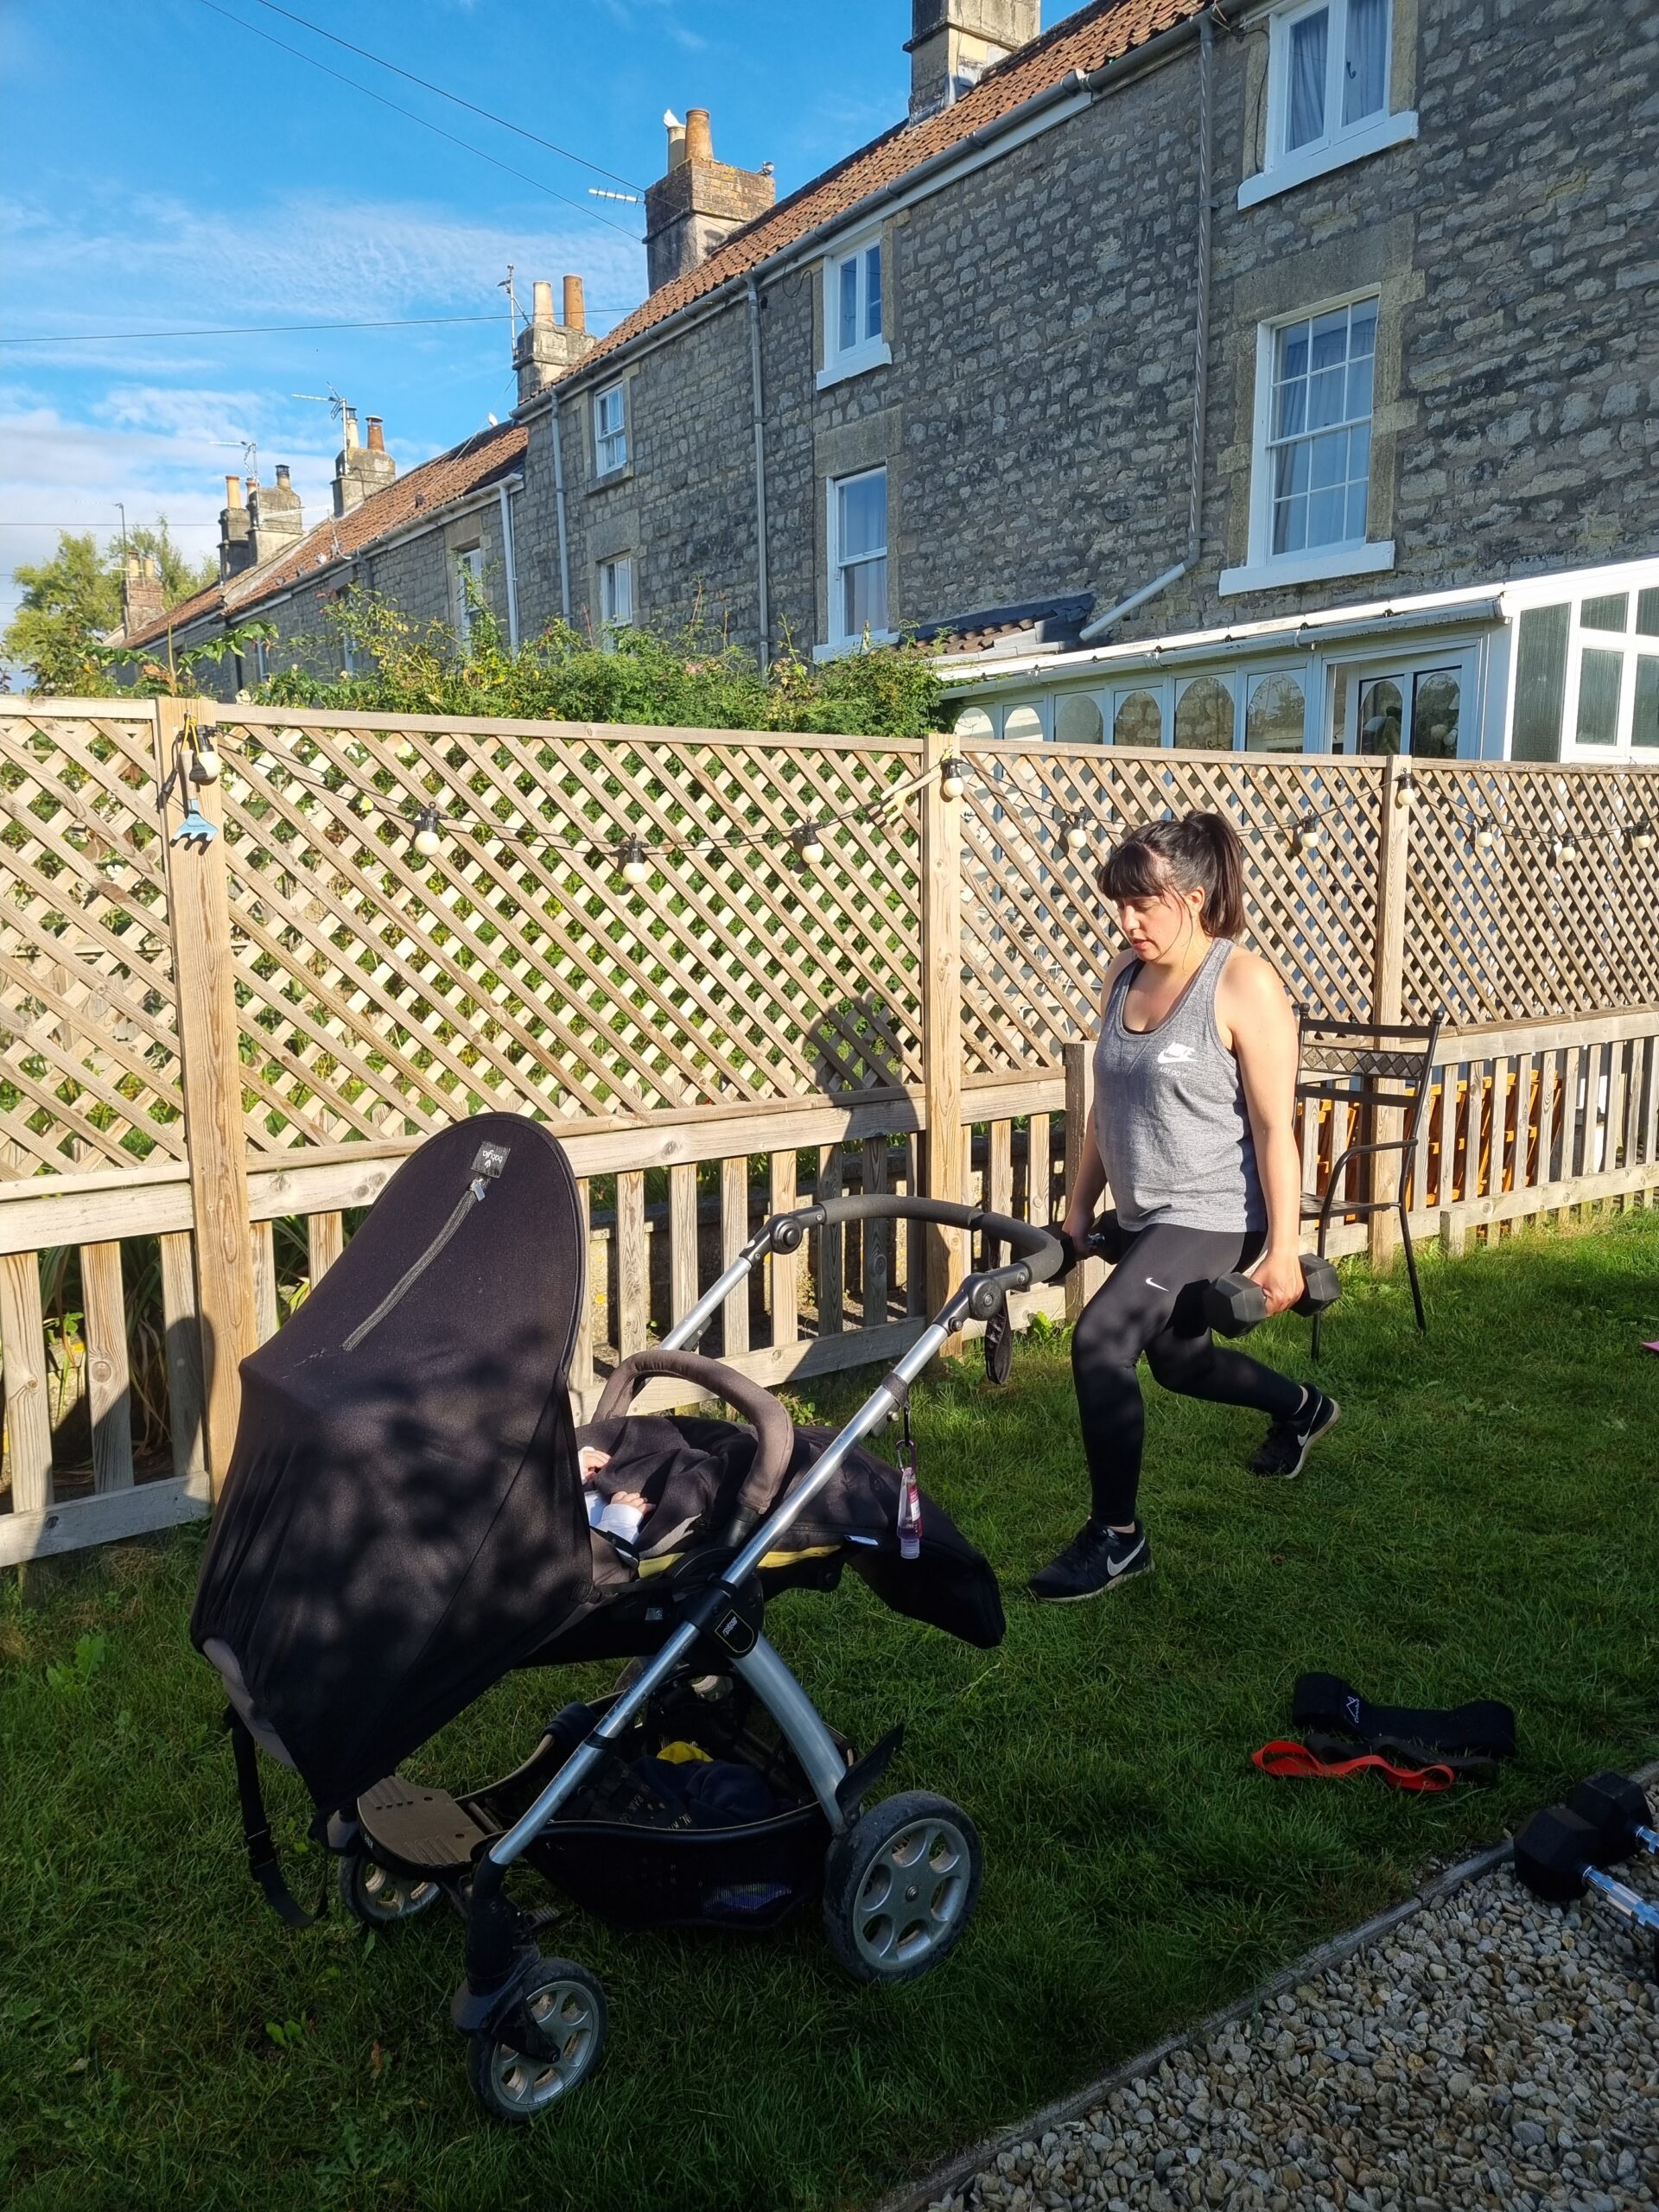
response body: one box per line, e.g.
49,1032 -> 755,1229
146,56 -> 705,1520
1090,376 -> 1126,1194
359,1776 -> 496,1874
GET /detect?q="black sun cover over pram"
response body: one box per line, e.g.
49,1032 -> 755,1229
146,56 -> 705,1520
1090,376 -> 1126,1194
192,1114 -> 1004,1818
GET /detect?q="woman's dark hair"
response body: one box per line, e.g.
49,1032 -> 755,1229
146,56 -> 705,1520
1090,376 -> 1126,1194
1098,811 -> 1246,940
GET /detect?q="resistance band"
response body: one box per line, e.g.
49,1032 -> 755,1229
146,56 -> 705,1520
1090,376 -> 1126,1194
1251,1738 -> 1459,1793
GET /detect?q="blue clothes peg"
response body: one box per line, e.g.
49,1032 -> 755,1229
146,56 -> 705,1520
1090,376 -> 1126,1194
170,796 -> 219,849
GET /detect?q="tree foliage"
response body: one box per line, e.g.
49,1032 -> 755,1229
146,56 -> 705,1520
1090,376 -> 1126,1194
257,588 -> 948,737
3,522 -> 219,695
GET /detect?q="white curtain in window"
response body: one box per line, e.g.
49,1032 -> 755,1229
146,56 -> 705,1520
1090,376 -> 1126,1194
1287,8 -> 1329,147
837,472 -> 887,637
1343,0 -> 1388,124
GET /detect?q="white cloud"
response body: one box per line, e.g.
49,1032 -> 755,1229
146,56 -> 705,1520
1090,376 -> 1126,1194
0,184 -> 645,337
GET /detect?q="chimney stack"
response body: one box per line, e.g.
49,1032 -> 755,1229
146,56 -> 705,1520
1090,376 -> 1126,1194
121,550 -> 165,632
513,273 -> 597,405
906,0 -> 1038,121
219,472 -> 253,578
333,410 -> 395,514
250,463 -> 305,564
643,105 -> 775,294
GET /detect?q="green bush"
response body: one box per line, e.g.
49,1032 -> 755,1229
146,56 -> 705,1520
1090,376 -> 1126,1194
255,590 -> 948,739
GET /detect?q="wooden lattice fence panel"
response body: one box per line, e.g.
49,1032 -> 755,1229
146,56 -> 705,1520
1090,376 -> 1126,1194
955,743 -> 1386,1069
0,702 -> 182,1175
209,709 -> 925,1147
1405,761 -> 1659,1027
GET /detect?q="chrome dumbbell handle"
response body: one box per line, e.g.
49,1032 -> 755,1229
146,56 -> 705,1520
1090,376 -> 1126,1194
1584,1865 -> 1659,1934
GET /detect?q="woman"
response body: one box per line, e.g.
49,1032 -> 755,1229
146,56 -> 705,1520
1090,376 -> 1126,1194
1030,811 -> 1338,1604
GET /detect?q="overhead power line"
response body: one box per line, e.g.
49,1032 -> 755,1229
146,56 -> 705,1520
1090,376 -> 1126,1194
242,0 -> 642,192
189,0 -> 643,241
0,312 -> 626,346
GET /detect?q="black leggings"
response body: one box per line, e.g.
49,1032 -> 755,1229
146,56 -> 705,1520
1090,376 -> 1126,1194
1072,1214 -> 1304,1527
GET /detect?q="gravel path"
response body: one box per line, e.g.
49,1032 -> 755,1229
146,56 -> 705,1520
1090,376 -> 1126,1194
927,1859 -> 1659,2212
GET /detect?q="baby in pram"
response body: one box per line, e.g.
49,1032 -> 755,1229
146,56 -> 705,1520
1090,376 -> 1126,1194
577,1442 -> 649,1544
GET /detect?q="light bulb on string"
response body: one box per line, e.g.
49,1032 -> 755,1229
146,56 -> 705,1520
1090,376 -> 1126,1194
1554,834 -> 1579,866
1471,818 -> 1496,852
1630,817 -> 1654,855
411,806 -> 443,858
1062,811 -> 1090,855
940,756 -> 967,800
791,819 -> 825,866
1290,816 -> 1321,859
620,836 -> 651,886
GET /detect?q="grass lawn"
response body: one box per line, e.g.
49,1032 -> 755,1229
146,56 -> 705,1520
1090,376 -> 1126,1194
3,1212 -> 1657,2212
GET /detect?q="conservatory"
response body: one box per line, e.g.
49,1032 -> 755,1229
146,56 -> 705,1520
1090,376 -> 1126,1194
942,556 -> 1659,764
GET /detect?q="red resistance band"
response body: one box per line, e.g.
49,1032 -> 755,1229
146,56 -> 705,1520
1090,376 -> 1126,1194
1252,1738 -> 1459,1792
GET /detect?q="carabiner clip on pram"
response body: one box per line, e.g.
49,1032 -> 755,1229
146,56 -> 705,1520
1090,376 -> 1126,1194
895,1397 -> 923,1561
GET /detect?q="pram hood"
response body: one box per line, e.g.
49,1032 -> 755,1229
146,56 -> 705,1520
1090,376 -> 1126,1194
191,1114 -> 590,1811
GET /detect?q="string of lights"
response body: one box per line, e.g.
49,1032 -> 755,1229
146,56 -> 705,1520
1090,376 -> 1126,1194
155,730 -> 1655,879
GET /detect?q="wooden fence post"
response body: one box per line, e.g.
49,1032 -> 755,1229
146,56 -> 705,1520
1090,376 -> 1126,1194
1062,1042 -> 1107,1322
158,697 -> 257,1496
920,730 -> 965,1322
1369,753 -> 1411,1268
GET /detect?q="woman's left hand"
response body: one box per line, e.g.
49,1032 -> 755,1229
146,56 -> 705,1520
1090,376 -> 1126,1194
1249,1247 -> 1307,1318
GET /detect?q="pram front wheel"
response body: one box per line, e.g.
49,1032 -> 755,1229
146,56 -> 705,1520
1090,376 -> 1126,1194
336,1850 -> 442,1928
822,1791 -> 982,1985
467,1955 -> 607,2121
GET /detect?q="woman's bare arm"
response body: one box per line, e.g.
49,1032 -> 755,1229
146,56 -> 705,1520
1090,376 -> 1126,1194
1220,951 -> 1306,1316
1061,953 -> 1132,1239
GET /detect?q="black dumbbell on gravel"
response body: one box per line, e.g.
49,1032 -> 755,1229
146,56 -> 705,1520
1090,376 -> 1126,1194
1568,1770 -> 1659,1862
1512,1802 -> 1659,1977
1203,1253 -> 1341,1338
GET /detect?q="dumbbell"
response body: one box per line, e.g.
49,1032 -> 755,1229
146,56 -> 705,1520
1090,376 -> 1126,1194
1203,1253 -> 1340,1338
1568,1770 -> 1659,1862
1512,1803 -> 1659,1976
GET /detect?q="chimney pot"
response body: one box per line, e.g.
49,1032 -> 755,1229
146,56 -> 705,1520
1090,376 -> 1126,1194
684,106 -> 714,162
563,274 -> 586,333
276,462 -> 293,486
365,417 -> 385,453
343,407 -> 359,450
532,278 -> 556,325
644,109 -> 775,292
225,474 -> 243,507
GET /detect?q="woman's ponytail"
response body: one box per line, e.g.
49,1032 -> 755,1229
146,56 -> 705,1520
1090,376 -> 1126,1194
1098,809 -> 1248,939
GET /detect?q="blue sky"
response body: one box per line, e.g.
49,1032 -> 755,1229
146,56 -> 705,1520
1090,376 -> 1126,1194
3,0 -> 1053,637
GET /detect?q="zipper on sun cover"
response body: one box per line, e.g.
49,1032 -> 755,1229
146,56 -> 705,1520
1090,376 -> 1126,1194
341,1141 -> 510,1351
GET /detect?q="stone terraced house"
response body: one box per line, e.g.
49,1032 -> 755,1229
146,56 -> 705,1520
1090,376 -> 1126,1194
119,0 -> 1659,766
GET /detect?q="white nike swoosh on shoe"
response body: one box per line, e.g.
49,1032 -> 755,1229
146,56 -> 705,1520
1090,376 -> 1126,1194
1106,1539 -> 1147,1576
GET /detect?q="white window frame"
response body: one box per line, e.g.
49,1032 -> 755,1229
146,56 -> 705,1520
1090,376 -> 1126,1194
453,543 -> 486,642
817,230 -> 892,391
820,466 -> 893,655
1239,0 -> 1417,211
1340,647 -> 1478,759
1220,289 -> 1395,598
1560,594 -> 1653,761
593,381 -> 629,479
596,554 -> 635,645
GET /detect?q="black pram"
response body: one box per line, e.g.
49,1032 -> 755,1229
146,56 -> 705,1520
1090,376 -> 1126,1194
193,1113 -> 1063,2120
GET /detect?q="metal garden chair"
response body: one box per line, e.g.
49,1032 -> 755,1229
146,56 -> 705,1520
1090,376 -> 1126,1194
1297,1011 -> 1445,1356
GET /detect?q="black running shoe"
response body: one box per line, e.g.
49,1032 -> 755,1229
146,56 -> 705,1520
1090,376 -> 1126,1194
1027,1519 -> 1154,1602
1250,1386 -> 1341,1478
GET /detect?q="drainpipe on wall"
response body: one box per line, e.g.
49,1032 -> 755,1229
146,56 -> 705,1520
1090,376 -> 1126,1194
498,480 -> 520,651
550,400 -> 573,625
1079,9 -> 1214,643
746,275 -> 771,671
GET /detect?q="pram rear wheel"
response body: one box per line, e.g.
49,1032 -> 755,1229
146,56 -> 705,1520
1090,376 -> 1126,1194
822,1791 -> 982,1985
336,1851 -> 442,1928
467,1956 -> 607,2120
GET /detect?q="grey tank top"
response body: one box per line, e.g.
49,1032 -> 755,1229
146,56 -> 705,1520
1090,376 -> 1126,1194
1092,938 -> 1265,1235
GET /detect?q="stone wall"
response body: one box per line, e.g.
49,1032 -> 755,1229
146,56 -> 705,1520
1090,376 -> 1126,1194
161,0 -> 1659,682
526,0 -> 1658,659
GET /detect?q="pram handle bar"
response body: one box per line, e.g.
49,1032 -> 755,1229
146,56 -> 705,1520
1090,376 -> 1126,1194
592,1348 -> 796,1543
774,1195 -> 1066,1281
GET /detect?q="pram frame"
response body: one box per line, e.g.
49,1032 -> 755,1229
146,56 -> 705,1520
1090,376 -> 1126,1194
456,1191 -> 1063,2014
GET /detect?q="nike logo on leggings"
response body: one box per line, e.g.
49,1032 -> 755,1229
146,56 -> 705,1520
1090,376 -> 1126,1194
1145,1277 -> 1170,1293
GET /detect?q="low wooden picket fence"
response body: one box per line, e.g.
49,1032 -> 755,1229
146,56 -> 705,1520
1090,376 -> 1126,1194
3,1004 -> 1654,1567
